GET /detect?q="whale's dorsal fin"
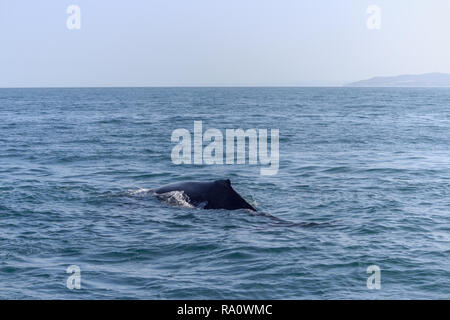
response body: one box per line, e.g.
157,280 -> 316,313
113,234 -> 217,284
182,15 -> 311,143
215,179 -> 232,188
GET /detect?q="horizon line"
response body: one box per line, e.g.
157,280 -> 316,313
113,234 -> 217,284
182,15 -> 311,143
2,85 -> 450,89
0,85 -> 346,89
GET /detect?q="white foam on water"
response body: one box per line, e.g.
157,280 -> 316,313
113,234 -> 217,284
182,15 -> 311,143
156,191 -> 195,209
128,188 -> 152,196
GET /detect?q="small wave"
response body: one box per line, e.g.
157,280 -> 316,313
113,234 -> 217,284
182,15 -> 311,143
322,166 -> 353,173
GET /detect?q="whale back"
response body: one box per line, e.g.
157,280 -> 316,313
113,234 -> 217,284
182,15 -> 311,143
153,179 -> 256,211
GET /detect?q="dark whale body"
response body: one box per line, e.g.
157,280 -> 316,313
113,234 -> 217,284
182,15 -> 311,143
153,179 -> 256,211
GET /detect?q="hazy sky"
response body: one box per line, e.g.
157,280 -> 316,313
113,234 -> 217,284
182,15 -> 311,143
1,0 -> 450,87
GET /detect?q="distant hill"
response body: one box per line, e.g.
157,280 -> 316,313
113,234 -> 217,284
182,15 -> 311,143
345,73 -> 450,87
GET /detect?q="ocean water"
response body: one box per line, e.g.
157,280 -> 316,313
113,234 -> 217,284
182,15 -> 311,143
0,87 -> 449,299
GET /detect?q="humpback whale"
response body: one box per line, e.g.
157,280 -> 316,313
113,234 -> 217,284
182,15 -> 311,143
152,179 -> 256,211
150,180 -> 328,227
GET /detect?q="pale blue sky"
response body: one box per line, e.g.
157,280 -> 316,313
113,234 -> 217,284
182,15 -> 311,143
1,0 -> 450,87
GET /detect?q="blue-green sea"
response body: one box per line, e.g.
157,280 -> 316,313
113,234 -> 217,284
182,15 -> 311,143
0,87 -> 449,299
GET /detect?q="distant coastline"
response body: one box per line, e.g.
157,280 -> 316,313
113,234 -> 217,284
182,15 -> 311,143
345,72 -> 450,87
